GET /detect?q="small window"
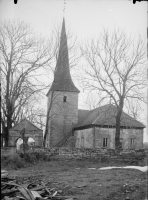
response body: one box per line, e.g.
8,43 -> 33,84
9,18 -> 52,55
63,96 -> 67,102
120,138 -> 123,149
81,136 -> 84,148
130,138 -> 135,148
103,138 -> 108,148
76,138 -> 80,148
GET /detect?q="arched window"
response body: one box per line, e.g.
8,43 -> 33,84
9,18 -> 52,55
27,137 -> 35,146
16,138 -> 23,151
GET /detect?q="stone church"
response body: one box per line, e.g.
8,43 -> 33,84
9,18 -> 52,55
45,18 -> 145,150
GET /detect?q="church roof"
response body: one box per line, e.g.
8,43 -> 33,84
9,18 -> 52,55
48,18 -> 80,95
78,109 -> 90,122
75,104 -> 145,129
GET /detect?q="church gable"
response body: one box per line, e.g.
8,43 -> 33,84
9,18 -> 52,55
10,119 -> 42,131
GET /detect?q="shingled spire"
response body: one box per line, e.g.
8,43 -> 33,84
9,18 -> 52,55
50,18 -> 80,93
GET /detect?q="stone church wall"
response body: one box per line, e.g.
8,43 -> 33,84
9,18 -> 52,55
120,128 -> 143,149
75,128 -> 94,148
94,127 -> 114,149
75,127 -> 143,150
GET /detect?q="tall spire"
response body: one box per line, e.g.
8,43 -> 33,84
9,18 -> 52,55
50,18 -> 80,93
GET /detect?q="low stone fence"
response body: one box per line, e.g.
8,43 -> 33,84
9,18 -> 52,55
46,148 -> 148,163
1,147 -> 147,164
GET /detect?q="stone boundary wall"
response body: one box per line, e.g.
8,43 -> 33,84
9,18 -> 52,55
1,147 -> 148,164
48,147 -> 147,155
46,148 -> 148,163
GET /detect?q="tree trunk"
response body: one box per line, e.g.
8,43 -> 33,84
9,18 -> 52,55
115,113 -> 122,150
4,127 -> 9,147
1,122 -> 7,147
115,100 -> 124,150
43,91 -> 54,147
43,117 -> 49,147
5,116 -> 13,147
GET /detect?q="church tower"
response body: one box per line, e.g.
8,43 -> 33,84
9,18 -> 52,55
45,18 -> 80,148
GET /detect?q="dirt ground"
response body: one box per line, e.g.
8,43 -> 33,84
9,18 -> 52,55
2,159 -> 148,200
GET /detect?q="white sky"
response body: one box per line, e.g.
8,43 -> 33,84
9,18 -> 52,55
0,0 -> 147,39
0,0 -> 147,141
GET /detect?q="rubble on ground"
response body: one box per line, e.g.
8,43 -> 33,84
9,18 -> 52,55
1,170 -> 76,200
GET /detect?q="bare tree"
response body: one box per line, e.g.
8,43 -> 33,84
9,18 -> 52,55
0,20 -> 54,146
85,90 -> 108,110
16,97 -> 47,130
81,29 -> 146,149
125,99 -> 143,120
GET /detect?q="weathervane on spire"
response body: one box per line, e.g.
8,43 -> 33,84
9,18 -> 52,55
63,0 -> 66,14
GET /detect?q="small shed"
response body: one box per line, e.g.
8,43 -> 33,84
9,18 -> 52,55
9,119 -> 43,147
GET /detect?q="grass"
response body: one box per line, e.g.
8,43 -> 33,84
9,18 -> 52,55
6,159 -> 148,200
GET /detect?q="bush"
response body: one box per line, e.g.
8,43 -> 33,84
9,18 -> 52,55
23,151 -> 37,163
1,149 -> 50,170
34,150 -> 50,161
1,154 -> 26,170
20,150 -> 50,163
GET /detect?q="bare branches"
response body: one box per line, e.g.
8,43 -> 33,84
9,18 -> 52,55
81,28 -> 146,149
81,28 -> 146,107
0,20 -> 55,146
125,99 -> 142,120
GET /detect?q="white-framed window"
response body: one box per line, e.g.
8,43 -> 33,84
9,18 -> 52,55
103,138 -> 108,148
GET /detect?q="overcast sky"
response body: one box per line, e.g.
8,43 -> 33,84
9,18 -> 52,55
0,0 -> 147,39
0,0 -> 147,141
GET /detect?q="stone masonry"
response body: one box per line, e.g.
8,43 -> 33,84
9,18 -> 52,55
46,91 -> 78,148
45,18 -> 79,148
75,127 -> 143,150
